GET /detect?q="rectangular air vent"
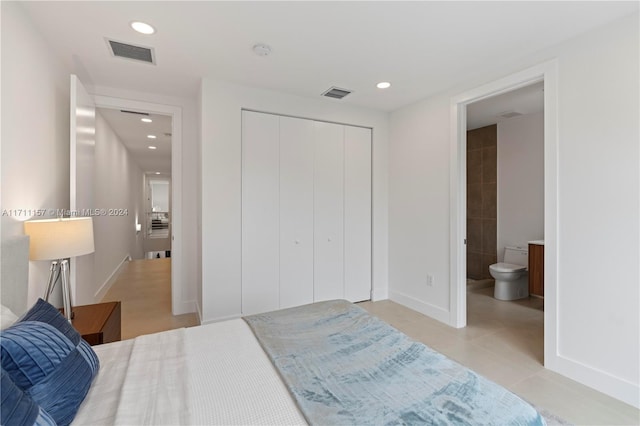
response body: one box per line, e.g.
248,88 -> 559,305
107,39 -> 156,64
322,87 -> 352,99
120,110 -> 149,116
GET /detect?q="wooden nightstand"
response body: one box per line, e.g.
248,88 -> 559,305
66,301 -> 121,345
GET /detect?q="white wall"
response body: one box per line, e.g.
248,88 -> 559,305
90,85 -> 200,315
200,79 -> 389,323
196,84 -> 203,320
553,13 -> 638,407
497,112 -> 544,259
88,112 -> 144,303
0,2 -> 71,307
388,95 -> 453,323
389,13 -> 639,407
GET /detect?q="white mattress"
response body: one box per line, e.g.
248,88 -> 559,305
74,319 -> 306,425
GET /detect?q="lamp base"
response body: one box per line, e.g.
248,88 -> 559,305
44,259 -> 73,322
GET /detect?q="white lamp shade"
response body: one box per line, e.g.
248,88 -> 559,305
24,217 -> 95,260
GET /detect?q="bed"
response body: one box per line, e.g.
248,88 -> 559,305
1,236 -> 545,425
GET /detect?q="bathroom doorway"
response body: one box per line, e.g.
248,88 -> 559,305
462,80 -> 545,365
465,82 -> 544,287
450,61 -> 560,371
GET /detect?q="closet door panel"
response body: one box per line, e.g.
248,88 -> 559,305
344,126 -> 372,302
279,116 -> 314,309
241,111 -> 280,315
313,122 -> 345,302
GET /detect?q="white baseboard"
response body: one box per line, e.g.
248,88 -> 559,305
195,303 -> 203,325
94,255 -> 129,302
200,313 -> 242,325
389,290 -> 451,325
390,291 -> 639,408
547,353 -> 640,409
172,299 -> 196,316
371,287 -> 388,301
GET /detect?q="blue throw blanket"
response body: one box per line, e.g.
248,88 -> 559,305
244,300 -> 545,426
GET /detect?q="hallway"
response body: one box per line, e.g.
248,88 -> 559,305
101,258 -> 199,340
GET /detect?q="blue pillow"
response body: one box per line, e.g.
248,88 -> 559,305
1,315 -> 99,425
1,368 -> 56,426
27,339 -> 99,425
1,321 -> 75,389
19,298 -> 81,345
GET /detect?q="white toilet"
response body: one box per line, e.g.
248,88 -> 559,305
489,246 -> 529,300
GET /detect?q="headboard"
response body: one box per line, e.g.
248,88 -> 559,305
1,235 -> 30,315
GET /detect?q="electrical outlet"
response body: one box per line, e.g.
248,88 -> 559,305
426,274 -> 434,286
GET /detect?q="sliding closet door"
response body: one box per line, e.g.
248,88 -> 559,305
344,126 -> 372,302
241,111 -> 280,315
313,122 -> 345,302
279,116 -> 314,309
242,111 -> 372,313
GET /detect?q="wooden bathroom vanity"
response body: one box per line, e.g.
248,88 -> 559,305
528,241 -> 544,297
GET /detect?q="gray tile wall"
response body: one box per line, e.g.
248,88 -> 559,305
467,125 -> 497,279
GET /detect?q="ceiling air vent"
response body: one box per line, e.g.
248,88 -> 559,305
107,39 -> 156,64
498,111 -> 523,119
322,87 -> 352,100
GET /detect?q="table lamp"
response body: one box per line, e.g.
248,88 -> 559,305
24,217 -> 95,322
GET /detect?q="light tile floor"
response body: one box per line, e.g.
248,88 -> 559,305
359,282 -> 640,426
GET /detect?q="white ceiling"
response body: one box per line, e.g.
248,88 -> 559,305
19,2 -> 637,112
97,108 -> 172,175
467,81 -> 544,130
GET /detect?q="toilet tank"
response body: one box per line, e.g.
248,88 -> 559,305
504,246 -> 528,266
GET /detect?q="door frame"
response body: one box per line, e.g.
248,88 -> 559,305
449,60 -> 559,368
93,95 -> 185,315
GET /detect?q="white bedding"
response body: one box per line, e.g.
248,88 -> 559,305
74,319 -> 306,425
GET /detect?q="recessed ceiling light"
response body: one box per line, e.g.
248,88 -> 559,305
155,172 -> 161,175
141,118 -> 152,123
148,146 -> 157,150
147,135 -> 157,139
376,82 -> 391,89
131,21 -> 155,35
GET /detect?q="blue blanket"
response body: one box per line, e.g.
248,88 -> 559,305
244,300 -> 545,425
